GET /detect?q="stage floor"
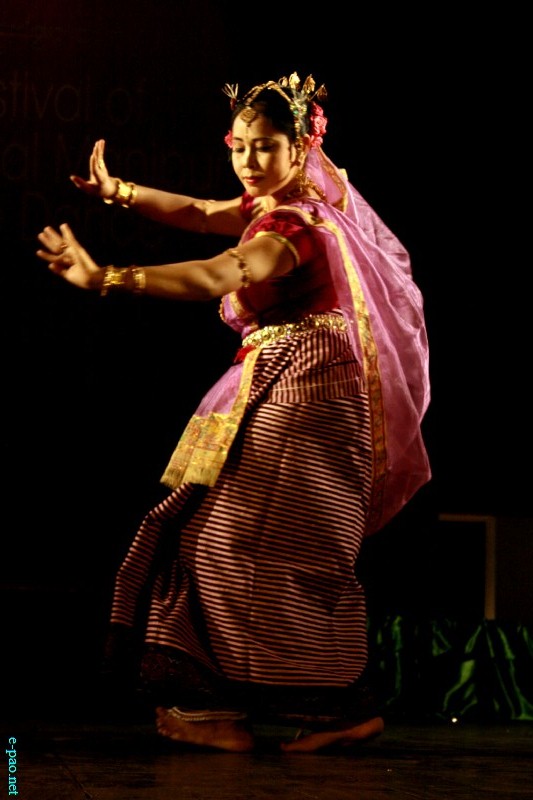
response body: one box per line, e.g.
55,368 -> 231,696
4,715 -> 532,799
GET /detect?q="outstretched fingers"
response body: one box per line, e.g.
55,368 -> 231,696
36,226 -> 65,261
70,139 -> 110,195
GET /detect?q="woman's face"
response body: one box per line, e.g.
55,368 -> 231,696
231,112 -> 299,199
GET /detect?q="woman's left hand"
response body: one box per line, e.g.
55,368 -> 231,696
36,223 -> 103,291
70,139 -> 117,200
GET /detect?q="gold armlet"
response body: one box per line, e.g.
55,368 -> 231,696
226,247 -> 251,288
103,179 -> 138,208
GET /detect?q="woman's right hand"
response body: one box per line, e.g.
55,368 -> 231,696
69,139 -> 117,200
36,222 -> 103,291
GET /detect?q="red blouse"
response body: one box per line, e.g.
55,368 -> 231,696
237,197 -> 339,326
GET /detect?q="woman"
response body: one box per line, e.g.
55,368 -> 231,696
37,73 -> 431,753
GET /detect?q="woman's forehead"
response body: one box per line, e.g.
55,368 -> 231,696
232,112 -> 282,140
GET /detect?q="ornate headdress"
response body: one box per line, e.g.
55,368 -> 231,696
222,72 -> 328,149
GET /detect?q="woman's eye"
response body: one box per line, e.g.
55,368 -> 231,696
232,144 -> 274,155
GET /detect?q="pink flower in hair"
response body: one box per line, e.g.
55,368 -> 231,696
224,130 -> 233,148
309,102 -> 327,148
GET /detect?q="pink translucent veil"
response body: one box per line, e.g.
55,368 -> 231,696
163,143 -> 431,535
304,147 -> 431,534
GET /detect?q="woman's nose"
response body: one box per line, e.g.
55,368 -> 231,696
244,148 -> 257,167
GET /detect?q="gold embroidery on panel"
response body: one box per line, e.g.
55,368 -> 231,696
161,347 -> 262,489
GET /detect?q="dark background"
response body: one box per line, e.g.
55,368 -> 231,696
1,1 -> 530,712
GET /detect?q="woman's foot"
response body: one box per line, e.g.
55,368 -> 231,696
155,706 -> 255,752
280,715 -> 384,753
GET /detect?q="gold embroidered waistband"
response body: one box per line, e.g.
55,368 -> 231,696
242,312 -> 347,349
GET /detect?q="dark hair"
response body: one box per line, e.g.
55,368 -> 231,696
231,86 -> 311,143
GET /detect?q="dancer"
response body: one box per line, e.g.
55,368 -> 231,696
37,72 -> 430,752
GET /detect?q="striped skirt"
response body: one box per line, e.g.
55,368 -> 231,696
109,323 -> 373,691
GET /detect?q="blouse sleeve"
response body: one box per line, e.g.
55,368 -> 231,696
239,192 -> 256,221
245,209 -> 317,268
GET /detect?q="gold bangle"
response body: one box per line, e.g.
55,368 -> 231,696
100,265 -> 127,296
103,179 -> 137,207
226,247 -> 251,288
131,267 -> 146,294
124,182 -> 137,207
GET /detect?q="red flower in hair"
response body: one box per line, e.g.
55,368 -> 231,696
309,102 -> 327,148
224,130 -> 234,148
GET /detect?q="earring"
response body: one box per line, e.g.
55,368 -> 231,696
295,168 -> 310,195
287,168 -> 327,202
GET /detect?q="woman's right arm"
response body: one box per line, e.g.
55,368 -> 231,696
70,139 -> 246,238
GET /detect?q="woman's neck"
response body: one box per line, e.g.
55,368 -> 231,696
263,176 -> 325,212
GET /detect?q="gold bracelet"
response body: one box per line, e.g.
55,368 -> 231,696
100,265 -> 127,296
103,179 -> 138,207
100,266 -> 146,296
126,182 -> 138,206
226,247 -> 251,288
131,267 -> 146,294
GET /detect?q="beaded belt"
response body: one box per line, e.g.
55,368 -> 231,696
241,312 -> 347,350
